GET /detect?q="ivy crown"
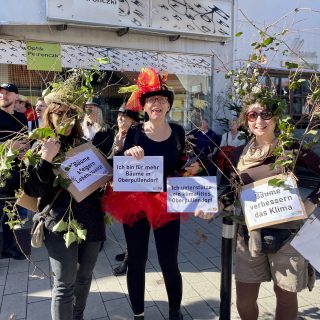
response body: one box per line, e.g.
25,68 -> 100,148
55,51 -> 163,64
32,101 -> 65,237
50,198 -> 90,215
240,86 -> 287,126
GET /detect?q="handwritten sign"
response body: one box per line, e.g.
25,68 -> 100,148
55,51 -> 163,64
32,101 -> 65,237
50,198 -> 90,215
240,174 -> 307,231
167,176 -> 218,213
55,143 -> 112,202
113,156 -> 163,192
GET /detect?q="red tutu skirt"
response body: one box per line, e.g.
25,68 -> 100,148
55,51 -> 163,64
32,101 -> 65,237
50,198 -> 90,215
102,188 -> 190,229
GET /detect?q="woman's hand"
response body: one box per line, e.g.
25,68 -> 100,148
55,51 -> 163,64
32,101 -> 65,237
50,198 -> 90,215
124,146 -> 144,160
12,140 -> 31,160
40,138 -> 61,163
184,161 -> 201,176
194,209 -> 217,220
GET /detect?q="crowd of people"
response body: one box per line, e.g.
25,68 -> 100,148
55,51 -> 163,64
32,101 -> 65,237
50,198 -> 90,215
0,66 -> 319,320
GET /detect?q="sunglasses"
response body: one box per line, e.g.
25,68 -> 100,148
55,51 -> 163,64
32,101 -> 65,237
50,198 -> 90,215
50,110 -> 77,118
246,110 -> 274,122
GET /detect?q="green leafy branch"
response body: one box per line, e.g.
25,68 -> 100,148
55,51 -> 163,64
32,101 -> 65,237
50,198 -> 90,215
52,196 -> 87,248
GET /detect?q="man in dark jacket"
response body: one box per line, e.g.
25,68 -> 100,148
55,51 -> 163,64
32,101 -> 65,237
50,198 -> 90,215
0,83 -> 28,260
186,119 -> 220,175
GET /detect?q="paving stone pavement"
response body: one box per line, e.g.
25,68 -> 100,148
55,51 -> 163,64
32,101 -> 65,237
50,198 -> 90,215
0,193 -> 319,319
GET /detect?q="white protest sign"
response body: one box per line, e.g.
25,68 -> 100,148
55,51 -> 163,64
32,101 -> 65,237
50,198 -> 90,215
291,213 -> 320,273
167,176 -> 218,213
113,156 -> 163,192
240,174 -> 307,231
61,149 -> 108,192
54,143 -> 112,202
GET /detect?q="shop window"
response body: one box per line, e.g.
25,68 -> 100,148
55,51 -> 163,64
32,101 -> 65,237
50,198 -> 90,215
1,64 -> 212,131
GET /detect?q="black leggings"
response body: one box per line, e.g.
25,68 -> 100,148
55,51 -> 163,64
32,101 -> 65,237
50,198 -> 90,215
124,218 -> 182,315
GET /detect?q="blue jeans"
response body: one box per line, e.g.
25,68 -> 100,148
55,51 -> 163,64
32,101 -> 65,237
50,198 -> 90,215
44,230 -> 101,320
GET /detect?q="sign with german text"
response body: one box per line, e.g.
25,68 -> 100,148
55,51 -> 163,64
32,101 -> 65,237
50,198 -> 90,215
167,176 -> 218,213
26,41 -> 62,71
55,143 -> 112,202
113,156 -> 163,192
240,174 -> 307,231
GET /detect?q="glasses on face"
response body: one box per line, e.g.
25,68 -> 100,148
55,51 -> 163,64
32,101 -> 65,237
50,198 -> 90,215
145,96 -> 168,104
246,110 -> 274,122
50,110 -> 77,118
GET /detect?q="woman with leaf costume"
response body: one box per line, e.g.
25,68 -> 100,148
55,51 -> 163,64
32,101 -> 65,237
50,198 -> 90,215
198,87 -> 320,320
23,73 -> 108,320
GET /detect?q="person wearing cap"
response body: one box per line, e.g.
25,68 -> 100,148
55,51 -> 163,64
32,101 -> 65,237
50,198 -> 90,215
0,83 -> 28,260
82,97 -> 114,157
112,104 -> 140,155
102,67 -> 212,320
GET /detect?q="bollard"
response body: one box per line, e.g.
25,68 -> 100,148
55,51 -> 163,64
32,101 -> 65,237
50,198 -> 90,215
219,216 -> 235,320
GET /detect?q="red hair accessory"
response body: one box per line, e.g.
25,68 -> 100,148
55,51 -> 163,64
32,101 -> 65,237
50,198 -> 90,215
118,67 -> 169,112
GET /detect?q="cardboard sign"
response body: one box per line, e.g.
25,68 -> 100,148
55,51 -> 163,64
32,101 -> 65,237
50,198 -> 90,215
55,143 -> 112,202
167,176 -> 218,213
291,213 -> 320,273
113,156 -> 163,192
240,173 -> 307,231
15,192 -> 38,212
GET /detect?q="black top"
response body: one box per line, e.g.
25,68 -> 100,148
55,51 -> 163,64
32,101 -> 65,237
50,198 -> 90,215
122,123 -> 185,190
0,109 -> 27,142
24,135 -> 107,242
91,129 -> 114,158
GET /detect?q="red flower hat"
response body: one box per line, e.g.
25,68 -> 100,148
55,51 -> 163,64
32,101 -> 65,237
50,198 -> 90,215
119,67 -> 174,111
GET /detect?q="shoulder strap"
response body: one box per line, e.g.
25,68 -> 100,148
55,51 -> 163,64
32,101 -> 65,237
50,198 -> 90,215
169,123 -> 182,152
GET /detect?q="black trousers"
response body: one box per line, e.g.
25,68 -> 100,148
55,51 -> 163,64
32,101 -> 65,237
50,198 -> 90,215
124,217 -> 182,314
1,201 -> 14,252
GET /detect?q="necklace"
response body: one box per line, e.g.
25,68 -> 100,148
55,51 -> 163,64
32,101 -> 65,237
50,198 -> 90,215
246,137 -> 277,159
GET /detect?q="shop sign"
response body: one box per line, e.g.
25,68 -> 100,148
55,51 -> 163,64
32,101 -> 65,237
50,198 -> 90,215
46,0 -> 119,26
26,41 -> 62,71
46,0 -> 231,38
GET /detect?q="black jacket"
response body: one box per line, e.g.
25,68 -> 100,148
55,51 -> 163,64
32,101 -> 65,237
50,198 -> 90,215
24,135 -> 108,242
0,110 -> 28,197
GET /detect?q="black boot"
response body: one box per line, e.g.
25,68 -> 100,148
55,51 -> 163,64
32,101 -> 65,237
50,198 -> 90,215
133,316 -> 144,320
113,249 -> 128,276
169,309 -> 183,320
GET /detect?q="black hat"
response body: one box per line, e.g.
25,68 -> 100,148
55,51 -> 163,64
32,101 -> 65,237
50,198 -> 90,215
0,83 -> 18,94
85,96 -> 101,107
118,105 -> 140,122
140,89 -> 174,109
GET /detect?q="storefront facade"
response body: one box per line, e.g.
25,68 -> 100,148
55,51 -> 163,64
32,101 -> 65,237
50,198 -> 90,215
0,0 -> 235,131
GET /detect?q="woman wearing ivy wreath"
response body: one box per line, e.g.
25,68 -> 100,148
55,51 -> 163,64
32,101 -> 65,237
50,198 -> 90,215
197,88 -> 320,320
23,83 -> 110,320
103,67 -> 212,320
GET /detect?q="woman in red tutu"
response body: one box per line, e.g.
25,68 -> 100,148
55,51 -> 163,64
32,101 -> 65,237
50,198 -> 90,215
103,67 -> 211,320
